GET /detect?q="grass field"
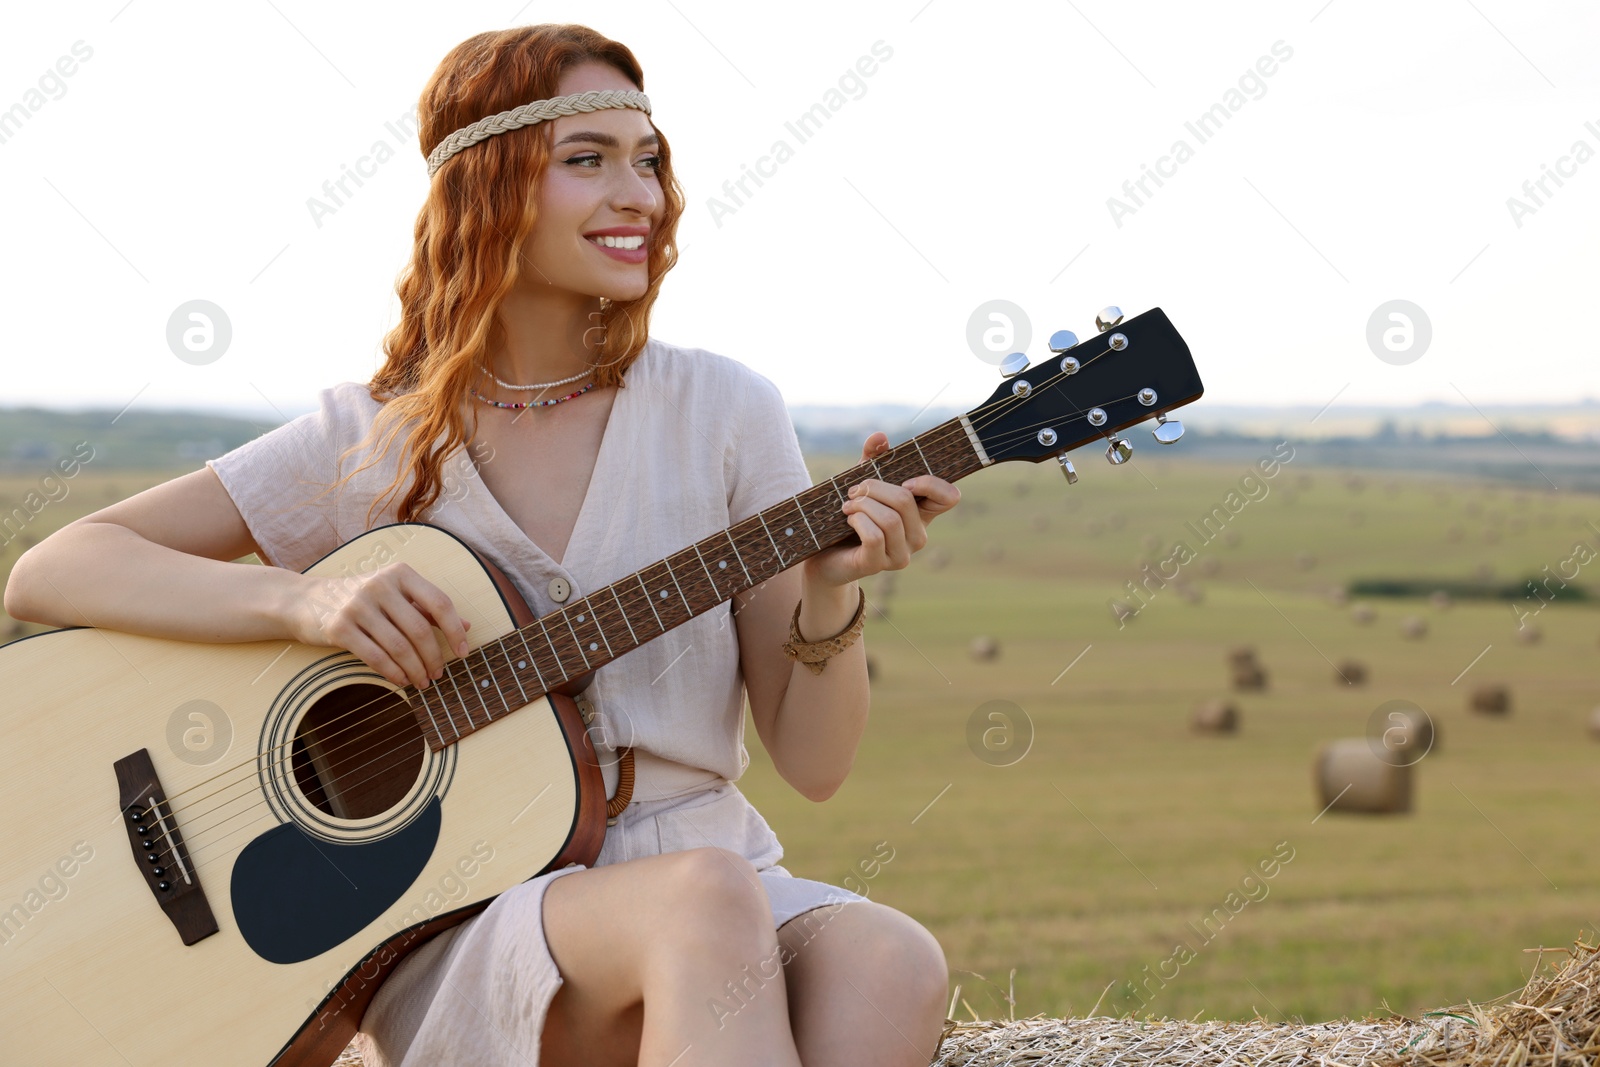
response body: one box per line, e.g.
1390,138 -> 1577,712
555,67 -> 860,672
2,450 -> 1597,1026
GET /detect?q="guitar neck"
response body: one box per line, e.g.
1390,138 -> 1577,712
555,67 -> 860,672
409,416 -> 990,750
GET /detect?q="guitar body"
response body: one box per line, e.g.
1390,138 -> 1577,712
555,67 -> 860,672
0,523 -> 606,1067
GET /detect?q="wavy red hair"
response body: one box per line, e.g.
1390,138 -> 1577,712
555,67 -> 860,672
334,24 -> 685,527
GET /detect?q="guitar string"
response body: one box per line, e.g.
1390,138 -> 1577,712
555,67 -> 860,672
136,370 -> 1156,875
131,349 -> 1155,871
131,343 -> 1161,865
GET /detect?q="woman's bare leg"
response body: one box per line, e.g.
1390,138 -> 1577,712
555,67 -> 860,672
539,845 -> 805,1067
776,899 -> 949,1066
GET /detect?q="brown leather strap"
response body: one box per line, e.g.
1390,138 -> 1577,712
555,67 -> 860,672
606,746 -> 635,818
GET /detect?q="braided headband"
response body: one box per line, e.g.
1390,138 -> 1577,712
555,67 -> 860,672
425,89 -> 652,178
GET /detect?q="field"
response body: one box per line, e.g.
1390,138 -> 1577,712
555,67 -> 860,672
2,451 -> 1597,1026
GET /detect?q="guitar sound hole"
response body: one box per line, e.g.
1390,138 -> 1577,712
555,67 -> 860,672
290,683 -> 425,820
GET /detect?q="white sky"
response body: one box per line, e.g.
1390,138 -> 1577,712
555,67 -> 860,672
2,0 -> 1597,421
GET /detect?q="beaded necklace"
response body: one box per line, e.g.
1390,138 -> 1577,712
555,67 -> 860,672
469,380 -> 596,410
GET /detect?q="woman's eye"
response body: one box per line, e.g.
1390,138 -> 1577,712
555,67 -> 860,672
563,153 -> 662,171
639,155 -> 662,171
565,153 -> 603,167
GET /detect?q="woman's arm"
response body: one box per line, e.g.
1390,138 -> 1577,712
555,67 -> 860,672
3,466 -> 471,691
736,432 -> 959,802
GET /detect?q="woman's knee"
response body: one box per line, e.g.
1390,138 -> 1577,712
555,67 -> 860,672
652,846 -> 772,949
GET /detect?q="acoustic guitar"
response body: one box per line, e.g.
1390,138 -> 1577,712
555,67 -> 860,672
0,307 -> 1200,1065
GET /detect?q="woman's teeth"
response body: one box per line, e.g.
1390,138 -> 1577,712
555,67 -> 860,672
589,235 -> 644,249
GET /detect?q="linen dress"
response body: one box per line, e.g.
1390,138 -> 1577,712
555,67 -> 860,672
205,337 -> 869,1065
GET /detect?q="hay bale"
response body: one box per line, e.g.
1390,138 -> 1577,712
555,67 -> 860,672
1231,664 -> 1267,691
1400,615 -> 1428,640
1328,585 -> 1349,606
1350,602 -> 1376,624
1429,589 -> 1453,610
1314,738 -> 1412,814
1190,698 -> 1238,734
1517,623 -> 1542,644
969,635 -> 1000,662
1470,683 -> 1511,715
1199,558 -> 1222,577
1335,658 -> 1367,685
1227,645 -> 1258,667
1381,706 -> 1437,761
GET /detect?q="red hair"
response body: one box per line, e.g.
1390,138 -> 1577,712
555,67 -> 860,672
334,24 -> 685,526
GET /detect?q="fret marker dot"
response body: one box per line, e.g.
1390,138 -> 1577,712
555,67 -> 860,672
718,560 -> 727,569
589,642 -> 598,651
517,659 -> 526,669
659,590 -> 668,598
577,613 -> 585,622
785,527 -> 793,536
480,679 -> 489,688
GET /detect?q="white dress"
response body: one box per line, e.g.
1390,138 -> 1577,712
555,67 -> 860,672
205,337 -> 868,1065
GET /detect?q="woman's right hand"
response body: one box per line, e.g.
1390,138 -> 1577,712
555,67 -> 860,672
287,562 -> 473,690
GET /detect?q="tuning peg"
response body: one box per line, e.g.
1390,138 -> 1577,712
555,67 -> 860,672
1048,330 -> 1079,353
1095,307 -> 1124,332
1152,413 -> 1184,444
999,352 -> 1029,378
1105,436 -> 1132,464
1057,456 -> 1078,484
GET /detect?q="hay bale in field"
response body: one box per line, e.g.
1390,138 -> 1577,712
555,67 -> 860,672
1227,645 -> 1257,667
1429,589 -> 1453,609
969,635 -> 1000,662
1231,664 -> 1267,691
1314,738 -> 1412,814
1335,658 -> 1367,685
1470,683 -> 1511,715
1400,615 -> 1428,640
1517,623 -> 1543,645
1199,558 -> 1222,577
1384,706 -> 1437,761
1350,602 -> 1376,624
1328,585 -> 1349,606
1190,698 -> 1238,734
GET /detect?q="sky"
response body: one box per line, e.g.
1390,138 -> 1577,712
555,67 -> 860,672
2,0 -> 1598,423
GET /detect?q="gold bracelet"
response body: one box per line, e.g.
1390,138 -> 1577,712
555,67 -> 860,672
781,586 -> 867,675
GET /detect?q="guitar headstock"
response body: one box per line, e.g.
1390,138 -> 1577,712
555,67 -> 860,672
963,306 -> 1202,482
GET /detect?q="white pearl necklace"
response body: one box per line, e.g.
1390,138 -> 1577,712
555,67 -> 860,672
484,364 -> 594,391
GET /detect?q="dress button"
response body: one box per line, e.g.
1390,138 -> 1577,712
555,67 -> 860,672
548,577 -> 572,603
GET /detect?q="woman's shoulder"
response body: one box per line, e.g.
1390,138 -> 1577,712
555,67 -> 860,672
638,336 -> 785,405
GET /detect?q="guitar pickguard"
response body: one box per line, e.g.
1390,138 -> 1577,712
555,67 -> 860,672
231,798 -> 441,965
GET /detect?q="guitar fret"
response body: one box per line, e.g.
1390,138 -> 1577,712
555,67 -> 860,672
910,436 -> 933,477
440,667 -> 467,738
691,542 -> 719,595
869,456 -> 883,480
414,688 -> 449,747
664,558 -> 691,613
756,511 -> 785,566
501,636 -> 530,704
792,492 -> 821,549
637,573 -> 665,632
478,658 -> 506,720
561,609 -> 592,669
611,585 -> 640,644
462,659 -> 493,726
581,604 -> 613,659
829,475 -> 847,503
724,530 -> 753,585
516,629 -> 550,694
536,617 -> 568,682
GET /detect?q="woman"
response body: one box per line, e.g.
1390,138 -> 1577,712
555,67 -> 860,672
4,23 -> 959,1067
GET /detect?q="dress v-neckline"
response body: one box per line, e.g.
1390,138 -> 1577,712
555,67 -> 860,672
456,361 -> 635,574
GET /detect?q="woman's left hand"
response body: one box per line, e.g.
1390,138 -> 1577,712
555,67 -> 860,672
803,431 -> 961,590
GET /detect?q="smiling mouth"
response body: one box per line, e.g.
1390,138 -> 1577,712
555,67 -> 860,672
587,234 -> 646,250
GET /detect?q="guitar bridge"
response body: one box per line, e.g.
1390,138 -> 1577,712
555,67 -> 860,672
114,748 -> 218,946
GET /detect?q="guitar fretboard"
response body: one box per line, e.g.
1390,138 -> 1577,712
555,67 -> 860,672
409,416 -> 987,750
